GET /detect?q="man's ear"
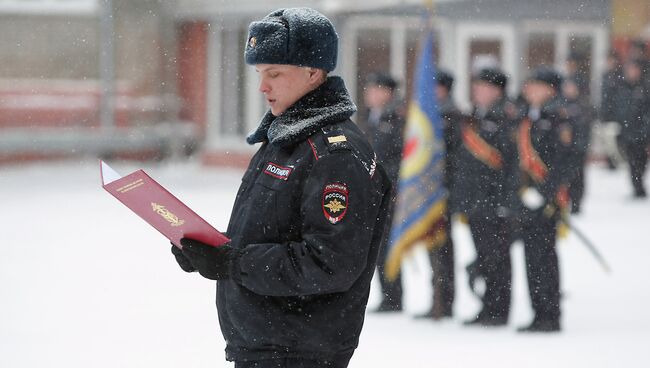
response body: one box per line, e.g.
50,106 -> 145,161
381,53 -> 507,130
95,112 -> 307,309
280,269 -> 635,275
308,68 -> 326,84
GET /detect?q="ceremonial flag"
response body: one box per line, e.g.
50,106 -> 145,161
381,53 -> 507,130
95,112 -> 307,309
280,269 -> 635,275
385,31 -> 447,280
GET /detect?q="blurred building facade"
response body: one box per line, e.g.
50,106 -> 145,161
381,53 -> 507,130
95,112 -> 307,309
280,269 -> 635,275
0,0 -> 186,163
0,0 -> 647,165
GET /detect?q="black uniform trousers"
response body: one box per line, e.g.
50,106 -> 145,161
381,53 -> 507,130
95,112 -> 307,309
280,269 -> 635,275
376,245 -> 403,308
376,209 -> 455,314
467,215 -> 511,320
622,139 -> 649,195
520,210 -> 561,322
376,190 -> 403,308
427,213 -> 455,316
568,151 -> 588,211
235,353 -> 353,368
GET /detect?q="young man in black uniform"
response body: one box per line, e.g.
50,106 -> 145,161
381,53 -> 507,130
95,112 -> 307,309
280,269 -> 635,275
457,68 -> 519,327
170,8 -> 391,367
360,72 -> 406,312
563,77 -> 595,213
612,60 -> 650,198
517,67 -> 575,332
600,51 -> 624,170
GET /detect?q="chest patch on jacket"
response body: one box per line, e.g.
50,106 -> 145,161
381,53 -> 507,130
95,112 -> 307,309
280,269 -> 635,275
263,162 -> 293,181
322,183 -> 348,224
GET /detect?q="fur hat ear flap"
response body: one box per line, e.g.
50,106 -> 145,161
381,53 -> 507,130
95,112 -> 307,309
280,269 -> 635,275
245,19 -> 289,66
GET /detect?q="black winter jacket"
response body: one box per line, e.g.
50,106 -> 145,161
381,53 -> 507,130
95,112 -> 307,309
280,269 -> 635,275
360,99 -> 406,185
564,97 -> 595,156
439,98 -> 464,215
517,96 -> 576,207
611,80 -> 650,143
219,77 -> 391,362
452,98 -> 519,217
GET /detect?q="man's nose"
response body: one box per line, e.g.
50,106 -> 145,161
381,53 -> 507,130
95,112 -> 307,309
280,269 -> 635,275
259,79 -> 270,93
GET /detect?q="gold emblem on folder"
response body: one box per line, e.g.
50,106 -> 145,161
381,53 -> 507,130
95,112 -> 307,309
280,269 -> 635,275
152,203 -> 185,227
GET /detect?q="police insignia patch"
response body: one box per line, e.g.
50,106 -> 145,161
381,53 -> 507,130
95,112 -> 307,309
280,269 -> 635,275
263,162 -> 293,180
322,183 -> 348,224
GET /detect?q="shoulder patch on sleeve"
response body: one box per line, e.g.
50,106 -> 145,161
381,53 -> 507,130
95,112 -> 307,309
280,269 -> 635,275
322,183 -> 348,224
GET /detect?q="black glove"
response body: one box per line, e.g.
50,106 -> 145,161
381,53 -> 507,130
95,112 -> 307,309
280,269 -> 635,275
180,237 -> 236,280
171,243 -> 196,273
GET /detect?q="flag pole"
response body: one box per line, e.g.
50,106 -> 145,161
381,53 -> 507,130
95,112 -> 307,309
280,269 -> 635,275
424,0 -> 435,28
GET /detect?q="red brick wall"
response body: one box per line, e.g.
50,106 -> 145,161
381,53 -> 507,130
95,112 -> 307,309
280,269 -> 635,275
611,38 -> 650,62
0,80 -> 160,129
177,21 -> 208,137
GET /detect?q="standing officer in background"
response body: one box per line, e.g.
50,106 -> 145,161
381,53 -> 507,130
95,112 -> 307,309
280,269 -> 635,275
517,67 -> 575,332
457,68 -> 519,327
564,53 -> 591,103
612,59 -> 650,198
360,72 -> 407,312
600,51 -> 624,170
601,51 -> 623,124
170,8 -> 392,367
629,39 -> 650,89
563,77 -> 595,213
417,69 -> 458,320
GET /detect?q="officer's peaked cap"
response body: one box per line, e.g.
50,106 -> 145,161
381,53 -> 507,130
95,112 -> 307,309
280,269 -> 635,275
528,66 -> 563,91
366,72 -> 398,90
245,7 -> 338,72
436,70 -> 454,91
474,68 -> 508,90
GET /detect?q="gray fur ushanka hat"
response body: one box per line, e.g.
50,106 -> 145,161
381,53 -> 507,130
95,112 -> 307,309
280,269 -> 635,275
244,7 -> 338,72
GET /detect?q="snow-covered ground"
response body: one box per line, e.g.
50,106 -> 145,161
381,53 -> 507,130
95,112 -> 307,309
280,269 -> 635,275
1,158 -> 649,367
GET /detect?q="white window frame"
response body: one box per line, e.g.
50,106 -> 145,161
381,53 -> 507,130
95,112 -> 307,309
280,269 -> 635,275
206,18 -> 261,152
340,15 -> 448,108
522,20 -> 609,106
454,21 -> 518,111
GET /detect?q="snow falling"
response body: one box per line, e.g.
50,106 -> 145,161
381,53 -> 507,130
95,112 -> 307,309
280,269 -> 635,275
0,160 -> 648,367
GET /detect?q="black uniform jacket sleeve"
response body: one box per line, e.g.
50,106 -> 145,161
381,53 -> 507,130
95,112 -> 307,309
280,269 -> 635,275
232,152 -> 383,297
536,107 -> 576,202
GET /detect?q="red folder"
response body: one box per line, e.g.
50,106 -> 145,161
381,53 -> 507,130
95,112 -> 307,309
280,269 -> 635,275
100,160 -> 229,248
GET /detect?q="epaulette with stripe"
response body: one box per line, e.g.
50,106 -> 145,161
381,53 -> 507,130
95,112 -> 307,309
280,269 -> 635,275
306,124 -> 377,177
321,124 -> 352,152
307,125 -> 351,160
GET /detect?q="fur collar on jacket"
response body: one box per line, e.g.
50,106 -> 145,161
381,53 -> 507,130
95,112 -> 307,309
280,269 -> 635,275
247,76 -> 357,147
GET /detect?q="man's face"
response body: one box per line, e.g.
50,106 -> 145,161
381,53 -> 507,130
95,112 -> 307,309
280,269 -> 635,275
562,81 -> 579,100
363,85 -> 392,109
471,81 -> 502,109
435,85 -> 449,103
624,63 -> 642,83
523,81 -> 555,107
256,64 -> 324,116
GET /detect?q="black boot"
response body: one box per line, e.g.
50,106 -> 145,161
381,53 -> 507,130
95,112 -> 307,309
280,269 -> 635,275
634,187 -> 647,198
517,318 -> 560,333
373,299 -> 402,313
463,312 -> 507,327
414,306 -> 452,320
